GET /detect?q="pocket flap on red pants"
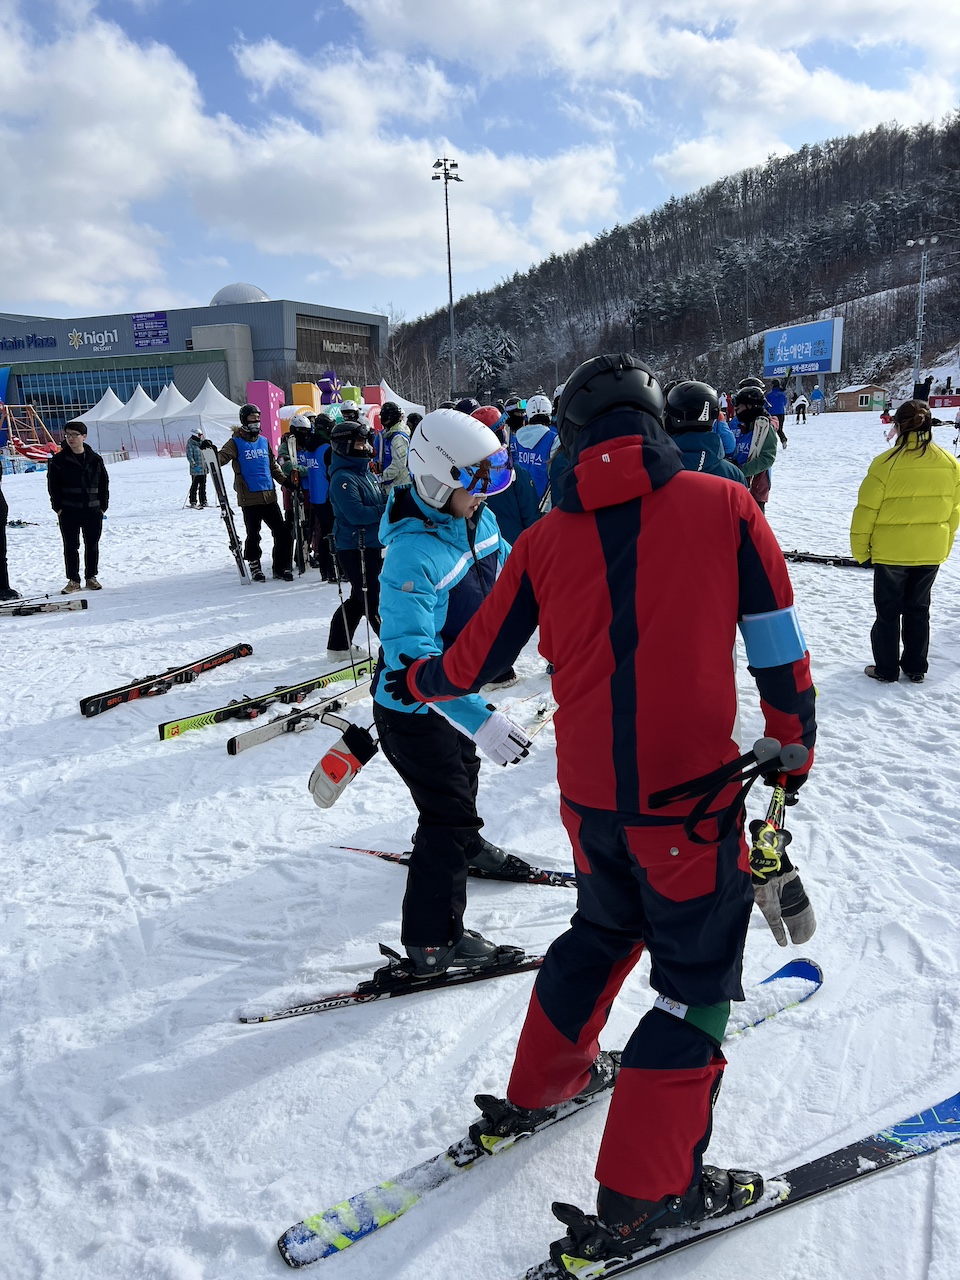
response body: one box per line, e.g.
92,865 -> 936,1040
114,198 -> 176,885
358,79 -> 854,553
625,826 -> 717,902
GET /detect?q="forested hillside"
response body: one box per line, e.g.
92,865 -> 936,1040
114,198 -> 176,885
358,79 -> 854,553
386,114 -> 960,402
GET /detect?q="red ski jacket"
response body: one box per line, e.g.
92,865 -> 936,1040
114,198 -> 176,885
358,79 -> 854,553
404,408 -> 816,816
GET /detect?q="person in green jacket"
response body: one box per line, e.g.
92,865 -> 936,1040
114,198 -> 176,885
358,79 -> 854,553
851,399 -> 960,683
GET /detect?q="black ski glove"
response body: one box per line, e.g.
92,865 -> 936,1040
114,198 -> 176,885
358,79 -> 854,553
199,438 -> 215,451
382,653 -> 421,706
762,771 -> 807,807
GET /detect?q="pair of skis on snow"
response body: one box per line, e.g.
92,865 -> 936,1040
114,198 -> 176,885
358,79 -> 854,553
268,956 -> 960,1278
0,595 -> 88,617
781,548 -> 869,569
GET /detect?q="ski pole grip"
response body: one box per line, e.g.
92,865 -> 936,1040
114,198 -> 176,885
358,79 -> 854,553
752,737 -> 782,768
779,743 -> 809,772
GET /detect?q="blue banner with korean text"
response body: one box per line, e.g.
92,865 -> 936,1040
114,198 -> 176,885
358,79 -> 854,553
763,318 -> 843,377
132,312 -> 170,349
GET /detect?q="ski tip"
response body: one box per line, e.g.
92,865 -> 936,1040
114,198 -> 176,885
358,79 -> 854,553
760,957 -> 823,986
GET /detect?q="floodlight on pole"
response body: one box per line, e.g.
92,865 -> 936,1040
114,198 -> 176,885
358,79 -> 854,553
432,156 -> 462,399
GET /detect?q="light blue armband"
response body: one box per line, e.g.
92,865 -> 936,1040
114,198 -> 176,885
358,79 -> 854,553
739,606 -> 806,668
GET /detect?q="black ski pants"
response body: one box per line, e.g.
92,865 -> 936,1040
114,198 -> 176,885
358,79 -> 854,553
58,508 -> 103,580
327,547 -> 382,650
188,474 -> 207,505
309,500 -> 337,579
871,563 -> 940,679
372,702 -> 484,946
241,502 -> 290,575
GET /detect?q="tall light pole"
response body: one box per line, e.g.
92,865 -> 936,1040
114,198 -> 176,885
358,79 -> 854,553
906,235 -> 938,389
432,157 -> 462,399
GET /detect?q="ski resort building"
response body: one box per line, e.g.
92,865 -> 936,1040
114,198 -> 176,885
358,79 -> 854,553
0,284 -> 388,433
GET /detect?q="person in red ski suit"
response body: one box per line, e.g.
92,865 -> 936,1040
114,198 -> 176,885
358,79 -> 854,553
384,353 -> 817,1265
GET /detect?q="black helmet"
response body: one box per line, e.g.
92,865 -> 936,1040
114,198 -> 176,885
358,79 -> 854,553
734,385 -> 766,414
737,377 -> 765,391
556,353 -> 664,453
380,401 -> 403,429
312,413 -> 335,442
664,381 -> 720,434
437,400 -> 456,410
455,397 -> 480,415
330,419 -> 371,457
239,403 -> 260,425
406,411 -> 423,430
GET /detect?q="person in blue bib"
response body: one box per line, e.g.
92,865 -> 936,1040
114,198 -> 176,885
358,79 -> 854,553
302,414 -> 338,582
216,404 -> 292,582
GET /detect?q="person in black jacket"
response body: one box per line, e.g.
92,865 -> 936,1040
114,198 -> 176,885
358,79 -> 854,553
47,421 -> 109,592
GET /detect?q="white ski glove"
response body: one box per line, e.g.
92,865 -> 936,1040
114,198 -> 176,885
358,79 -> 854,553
753,852 -> 817,947
474,711 -> 532,767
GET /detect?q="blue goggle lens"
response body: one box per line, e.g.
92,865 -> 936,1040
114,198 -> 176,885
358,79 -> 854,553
457,447 -> 514,495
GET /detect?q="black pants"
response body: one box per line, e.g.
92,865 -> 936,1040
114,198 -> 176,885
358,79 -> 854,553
59,508 -> 103,580
327,547 -> 382,650
241,502 -> 291,574
309,501 -> 337,578
188,475 -> 207,505
0,489 -> 9,591
373,702 -> 484,946
871,564 -> 939,678
795,406 -> 806,423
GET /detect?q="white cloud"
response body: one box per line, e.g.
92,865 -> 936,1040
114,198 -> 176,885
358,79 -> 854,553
0,8 -> 623,310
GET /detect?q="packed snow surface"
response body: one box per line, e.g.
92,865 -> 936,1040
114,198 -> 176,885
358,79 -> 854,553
2,412 -> 959,1280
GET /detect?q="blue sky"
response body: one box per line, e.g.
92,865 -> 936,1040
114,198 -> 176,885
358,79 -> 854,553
1,0 -> 957,325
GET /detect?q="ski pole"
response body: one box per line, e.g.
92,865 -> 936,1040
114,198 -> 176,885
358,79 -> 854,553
328,534 -> 361,683
358,528 -> 374,662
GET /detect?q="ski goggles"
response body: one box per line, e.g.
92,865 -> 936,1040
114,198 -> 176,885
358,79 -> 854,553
457,447 -> 514,496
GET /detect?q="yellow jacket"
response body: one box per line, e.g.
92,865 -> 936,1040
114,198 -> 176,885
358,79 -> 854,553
850,441 -> 960,566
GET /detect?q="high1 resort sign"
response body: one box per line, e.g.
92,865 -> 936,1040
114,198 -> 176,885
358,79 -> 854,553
763,318 -> 843,377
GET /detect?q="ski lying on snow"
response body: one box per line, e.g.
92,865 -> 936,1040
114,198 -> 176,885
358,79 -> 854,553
335,845 -> 575,887
782,549 -> 868,568
241,945 -> 547,1025
157,657 -> 375,740
520,1083 -> 960,1277
275,959 -> 822,1268
80,642 -> 253,717
0,597 -> 88,617
226,680 -> 372,754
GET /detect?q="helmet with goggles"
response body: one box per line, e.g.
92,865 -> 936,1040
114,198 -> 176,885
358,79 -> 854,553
408,408 -> 514,510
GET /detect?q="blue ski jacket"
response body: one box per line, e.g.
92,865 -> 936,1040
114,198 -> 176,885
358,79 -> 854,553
485,461 -> 541,543
329,451 -> 386,550
671,431 -> 748,486
371,485 -> 510,736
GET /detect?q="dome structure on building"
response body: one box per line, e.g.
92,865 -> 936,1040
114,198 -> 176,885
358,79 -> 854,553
209,282 -> 270,306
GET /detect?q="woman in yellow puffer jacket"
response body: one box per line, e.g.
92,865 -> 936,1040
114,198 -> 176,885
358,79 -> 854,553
850,399 -> 960,683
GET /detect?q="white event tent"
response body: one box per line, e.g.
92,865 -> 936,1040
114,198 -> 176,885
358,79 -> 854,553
95,385 -> 157,454
132,384 -> 193,452
75,389 -> 126,451
162,378 -> 239,446
379,379 -> 426,418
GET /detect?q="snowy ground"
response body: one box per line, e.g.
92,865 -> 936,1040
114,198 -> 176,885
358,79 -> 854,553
2,413 -> 960,1280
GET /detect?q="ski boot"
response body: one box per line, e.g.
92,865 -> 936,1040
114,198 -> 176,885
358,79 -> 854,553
548,1166 -> 763,1270
247,559 -> 266,583
0,587 -> 21,602
404,929 -> 523,977
466,835 -> 540,883
273,568 -> 295,582
469,1051 -> 620,1156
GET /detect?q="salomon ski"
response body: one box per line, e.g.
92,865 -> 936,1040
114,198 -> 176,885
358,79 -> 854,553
782,549 -> 868,568
226,681 -> 371,754
276,959 -> 823,1268
519,1086 -> 960,1277
157,657 -> 375,740
201,442 -> 250,583
241,942 -> 547,1025
80,643 -> 253,717
0,597 -> 88,617
334,845 -> 575,887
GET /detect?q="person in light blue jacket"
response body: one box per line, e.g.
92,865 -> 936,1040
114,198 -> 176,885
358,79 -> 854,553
371,408 -> 536,976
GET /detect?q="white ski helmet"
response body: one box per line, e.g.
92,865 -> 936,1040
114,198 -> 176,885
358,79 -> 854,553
408,408 -> 515,509
526,393 -> 552,418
